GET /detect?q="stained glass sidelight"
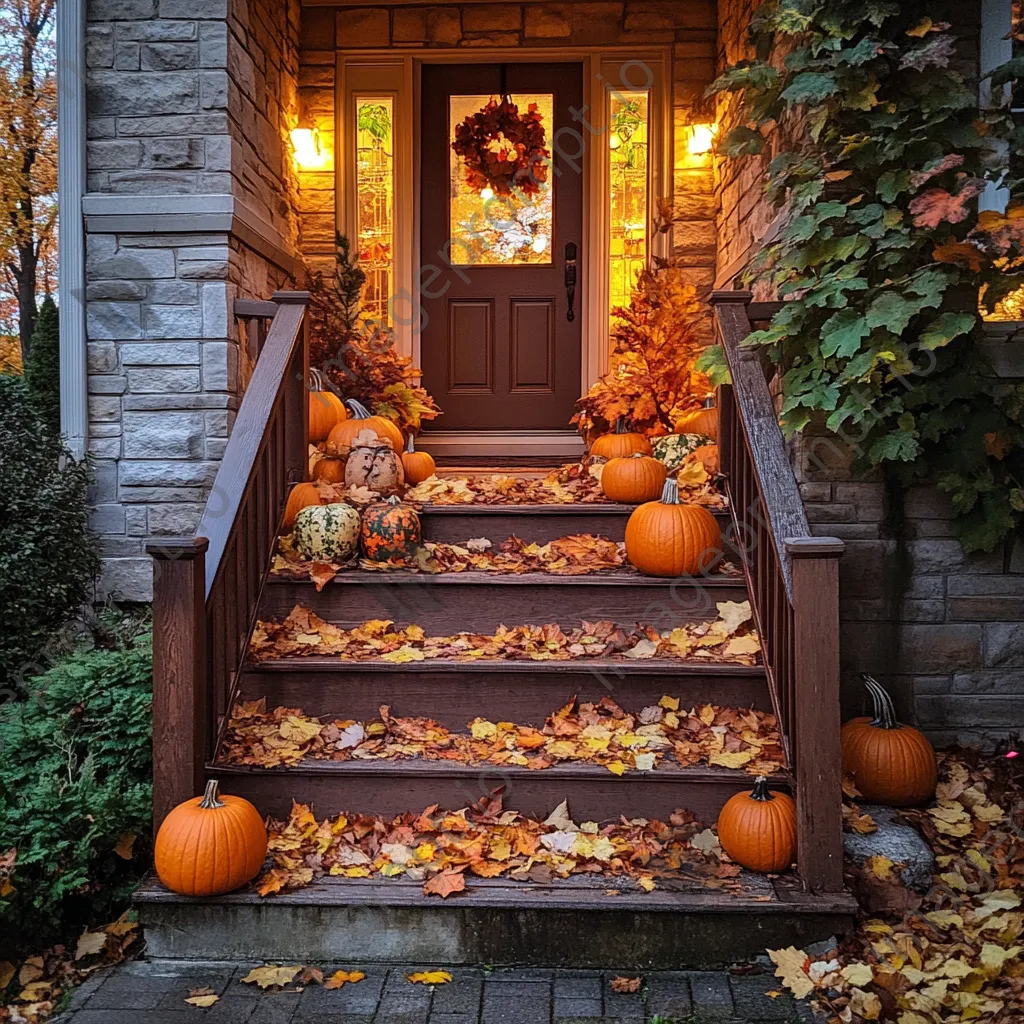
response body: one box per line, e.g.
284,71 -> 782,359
608,91 -> 649,325
448,93 -> 554,266
355,97 -> 394,323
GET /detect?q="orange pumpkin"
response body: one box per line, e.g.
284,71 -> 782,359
590,417 -> 652,460
601,454 -> 667,503
327,399 -> 404,453
154,780 -> 267,897
717,776 -> 797,873
674,395 -> 718,441
283,481 -> 323,531
312,456 -> 347,484
402,435 -> 436,485
841,675 -> 937,806
624,478 -> 722,576
308,368 -> 346,443
685,443 -> 720,476
360,495 -> 422,561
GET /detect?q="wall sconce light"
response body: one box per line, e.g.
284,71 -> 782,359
687,123 -> 717,156
290,126 -> 330,170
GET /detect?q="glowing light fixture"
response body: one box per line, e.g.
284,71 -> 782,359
687,123 -> 717,156
290,126 -> 329,170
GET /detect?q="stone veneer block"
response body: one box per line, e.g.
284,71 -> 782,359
336,8 -> 390,48
122,411 -> 206,459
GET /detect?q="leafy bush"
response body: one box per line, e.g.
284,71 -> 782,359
23,297 -> 60,434
0,374 -> 99,694
0,620 -> 152,949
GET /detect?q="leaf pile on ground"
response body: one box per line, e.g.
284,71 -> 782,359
271,530 -> 743,586
220,695 -> 785,776
0,913 -> 139,1023
254,792 -> 753,899
249,602 -> 762,666
399,460 -> 727,509
768,752 -> 1024,1023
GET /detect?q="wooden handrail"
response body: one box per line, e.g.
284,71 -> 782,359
150,291 -> 310,828
710,290 -> 845,893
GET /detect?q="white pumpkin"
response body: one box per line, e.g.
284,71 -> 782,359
652,433 -> 713,472
293,502 -> 360,562
345,438 -> 405,495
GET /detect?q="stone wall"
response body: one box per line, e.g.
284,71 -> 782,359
296,1 -> 719,290
84,0 -> 302,601
714,0 -> 1024,745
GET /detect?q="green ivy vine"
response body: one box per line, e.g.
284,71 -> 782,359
699,0 -> 1024,552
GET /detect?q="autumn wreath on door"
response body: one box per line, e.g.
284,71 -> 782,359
451,69 -> 550,197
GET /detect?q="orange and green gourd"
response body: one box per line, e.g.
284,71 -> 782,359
360,495 -> 422,561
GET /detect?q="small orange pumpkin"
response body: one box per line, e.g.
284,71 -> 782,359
402,435 -> 436,485
283,481 -> 323,531
312,455 -> 347,484
717,776 -> 797,873
624,478 -> 722,576
360,494 -> 422,561
590,417 -> 653,460
308,368 -> 346,443
685,443 -> 719,476
154,780 -> 267,897
841,675 -> 937,806
327,399 -> 404,453
674,395 -> 718,441
600,454 -> 667,503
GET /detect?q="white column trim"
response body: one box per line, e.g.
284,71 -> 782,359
57,0 -> 88,460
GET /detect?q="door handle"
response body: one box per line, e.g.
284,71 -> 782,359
564,242 -> 577,323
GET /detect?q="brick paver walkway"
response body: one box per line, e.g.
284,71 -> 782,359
54,959 -> 817,1023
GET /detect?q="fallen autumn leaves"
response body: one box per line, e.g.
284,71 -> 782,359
221,694 -> 785,776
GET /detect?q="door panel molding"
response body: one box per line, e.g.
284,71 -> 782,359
509,298 -> 556,394
447,299 -> 494,393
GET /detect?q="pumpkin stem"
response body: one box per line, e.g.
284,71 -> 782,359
405,435 -> 416,454
701,393 -> 716,410
383,494 -> 402,506
198,779 -> 225,809
862,674 -> 901,730
750,776 -> 775,801
309,366 -> 325,391
613,416 -> 628,434
660,478 -> 680,505
346,399 -> 372,419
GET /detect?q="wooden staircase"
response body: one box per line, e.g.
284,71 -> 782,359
136,290 -> 856,968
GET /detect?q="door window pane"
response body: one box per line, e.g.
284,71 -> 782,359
448,93 -> 554,266
609,91 -> 649,324
355,97 -> 394,323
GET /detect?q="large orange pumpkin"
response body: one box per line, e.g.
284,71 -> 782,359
624,478 -> 722,576
717,776 -> 797,873
283,481 -> 323,531
842,675 -> 937,806
154,780 -> 267,896
312,455 -> 347,484
327,399 -> 403,453
308,368 -> 346,443
590,417 -> 652,460
402,435 -> 436,485
600,454 -> 667,504
674,395 -> 718,441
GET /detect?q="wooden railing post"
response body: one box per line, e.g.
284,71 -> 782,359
272,290 -> 310,486
786,536 -> 845,892
147,536 -> 209,830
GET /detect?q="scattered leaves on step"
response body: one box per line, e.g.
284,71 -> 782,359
253,794 -> 763,900
406,971 -> 453,985
610,976 -> 642,993
184,987 -> 219,1007
251,606 -> 761,668
221,694 -> 784,777
771,752 -> 1024,1024
324,970 -> 366,990
72,931 -> 107,962
112,832 -> 136,860
240,965 -> 302,990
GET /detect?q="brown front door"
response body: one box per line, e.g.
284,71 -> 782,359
419,63 -> 584,433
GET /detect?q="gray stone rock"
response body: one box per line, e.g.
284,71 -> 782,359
88,243 -> 175,280
127,366 -> 201,393
87,139 -> 144,170
87,301 -> 142,340
87,0 -> 157,19
114,20 -> 198,42
98,556 -> 153,603
122,411 -> 205,459
843,805 -> 934,892
119,459 -> 220,487
147,502 -> 204,535
85,25 -> 114,68
144,137 -> 204,169
116,113 -> 227,136
143,303 -> 204,338
87,280 -> 147,301
88,70 -> 199,117
114,41 -> 140,70
199,22 -> 227,67
140,42 -> 198,71
87,340 -> 119,373
120,341 -> 200,365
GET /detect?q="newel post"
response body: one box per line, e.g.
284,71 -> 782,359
147,536 -> 209,831
273,290 -> 311,485
786,536 -> 845,892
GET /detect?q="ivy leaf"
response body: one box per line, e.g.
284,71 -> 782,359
781,72 -> 840,104
918,312 -> 976,350
868,429 -> 921,464
694,345 -> 731,386
865,292 -> 927,335
821,309 -> 870,358
720,126 -> 765,157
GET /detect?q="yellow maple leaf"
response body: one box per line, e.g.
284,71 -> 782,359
279,716 -> 323,743
113,832 -> 136,860
407,971 -> 453,985
979,943 -> 1021,971
659,695 -> 680,711
637,875 -> 656,892
841,963 -> 874,987
325,970 -> 366,989
709,750 -> 755,769
716,600 -> 752,633
240,965 -> 302,989
74,930 -> 108,961
768,947 -> 814,999
471,719 -> 497,739
381,646 -> 425,663
185,992 -> 220,1007
866,855 -> 896,882
605,760 -> 627,776
724,635 -> 761,657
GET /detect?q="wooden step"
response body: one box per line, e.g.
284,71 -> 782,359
418,503 -> 732,545
239,658 -> 775,723
208,759 -> 785,822
135,873 -> 856,968
260,570 -> 748,632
